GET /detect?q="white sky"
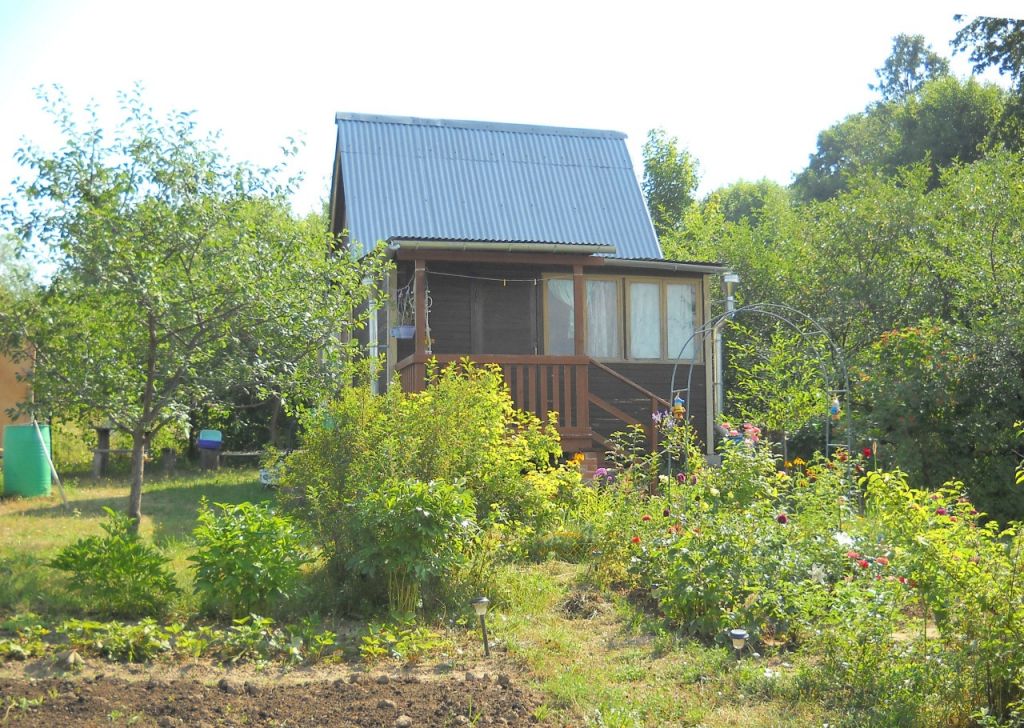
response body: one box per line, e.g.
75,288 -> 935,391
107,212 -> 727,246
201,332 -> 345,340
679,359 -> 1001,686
0,0 -> 1021,217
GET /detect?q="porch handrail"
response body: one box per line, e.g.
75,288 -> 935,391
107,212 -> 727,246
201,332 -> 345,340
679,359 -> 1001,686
587,358 -> 671,409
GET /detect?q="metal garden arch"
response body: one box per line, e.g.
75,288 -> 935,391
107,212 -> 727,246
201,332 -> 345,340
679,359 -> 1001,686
668,302 -> 853,469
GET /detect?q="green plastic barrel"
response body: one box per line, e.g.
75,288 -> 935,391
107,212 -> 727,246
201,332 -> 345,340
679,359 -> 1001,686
2,424 -> 52,497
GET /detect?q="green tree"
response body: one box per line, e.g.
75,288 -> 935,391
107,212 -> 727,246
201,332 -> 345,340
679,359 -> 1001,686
953,16 -> 1024,92
793,77 -> 1005,202
641,128 -> 700,239
871,33 -> 950,101
1,87 -> 387,530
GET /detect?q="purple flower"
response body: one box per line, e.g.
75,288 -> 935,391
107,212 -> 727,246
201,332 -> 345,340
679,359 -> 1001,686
594,467 -> 608,479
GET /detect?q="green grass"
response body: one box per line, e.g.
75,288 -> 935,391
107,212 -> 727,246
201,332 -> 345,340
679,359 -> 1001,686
0,468 -> 267,616
494,561 -> 833,727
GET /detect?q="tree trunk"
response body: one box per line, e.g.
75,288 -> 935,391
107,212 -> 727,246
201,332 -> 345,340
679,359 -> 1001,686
128,428 -> 146,534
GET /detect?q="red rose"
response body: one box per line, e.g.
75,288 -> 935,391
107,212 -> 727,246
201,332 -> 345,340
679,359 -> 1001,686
858,559 -> 869,569
631,536 -> 641,544
862,447 -> 872,458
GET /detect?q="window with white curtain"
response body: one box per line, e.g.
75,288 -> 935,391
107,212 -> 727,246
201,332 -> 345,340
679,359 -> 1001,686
629,282 -> 662,359
667,283 -> 696,360
545,278 -> 575,355
586,279 -> 621,358
543,275 -> 699,361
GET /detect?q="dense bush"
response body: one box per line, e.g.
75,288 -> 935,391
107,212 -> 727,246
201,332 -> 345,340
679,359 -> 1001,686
190,499 -> 312,618
48,507 -> 180,618
281,361 -> 564,612
347,478 -> 476,616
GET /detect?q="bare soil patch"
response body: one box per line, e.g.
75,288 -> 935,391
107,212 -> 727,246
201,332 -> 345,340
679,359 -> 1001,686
0,658 -> 544,727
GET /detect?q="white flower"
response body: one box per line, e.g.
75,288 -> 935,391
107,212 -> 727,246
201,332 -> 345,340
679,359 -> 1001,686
833,531 -> 854,547
809,564 -> 827,584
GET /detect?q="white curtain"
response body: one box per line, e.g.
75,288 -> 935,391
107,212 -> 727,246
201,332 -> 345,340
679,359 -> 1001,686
667,283 -> 696,360
629,282 -> 661,359
546,278 -> 575,355
586,279 -> 621,358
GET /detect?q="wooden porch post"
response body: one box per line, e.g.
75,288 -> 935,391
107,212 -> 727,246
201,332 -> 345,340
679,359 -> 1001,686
572,265 -> 590,444
413,259 -> 427,391
572,265 -> 585,357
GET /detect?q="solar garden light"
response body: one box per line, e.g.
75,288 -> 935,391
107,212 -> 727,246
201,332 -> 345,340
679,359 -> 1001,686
728,628 -> 749,660
471,596 -> 491,657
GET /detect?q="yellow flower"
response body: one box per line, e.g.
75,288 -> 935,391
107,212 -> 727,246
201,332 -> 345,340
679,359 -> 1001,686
793,457 -> 806,466
784,460 -> 793,469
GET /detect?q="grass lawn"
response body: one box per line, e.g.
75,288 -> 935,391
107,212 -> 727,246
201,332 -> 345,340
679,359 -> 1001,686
496,562 -> 833,727
0,468 -> 267,616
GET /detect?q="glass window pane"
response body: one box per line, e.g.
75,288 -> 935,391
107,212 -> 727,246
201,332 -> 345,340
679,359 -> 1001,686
629,282 -> 662,359
545,278 -> 575,355
586,279 -> 621,358
667,283 -> 696,360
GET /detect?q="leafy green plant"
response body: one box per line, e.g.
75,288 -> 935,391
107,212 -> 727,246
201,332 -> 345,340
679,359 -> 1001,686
282,361 -> 563,613
359,620 -> 445,663
348,478 -> 476,616
48,507 -> 180,618
190,499 -> 313,618
60,618 -> 171,662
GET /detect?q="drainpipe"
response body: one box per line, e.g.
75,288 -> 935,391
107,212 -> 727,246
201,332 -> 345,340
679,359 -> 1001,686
715,272 -> 740,423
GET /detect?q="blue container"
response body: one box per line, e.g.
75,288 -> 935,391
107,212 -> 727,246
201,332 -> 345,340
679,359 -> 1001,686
197,429 -> 222,450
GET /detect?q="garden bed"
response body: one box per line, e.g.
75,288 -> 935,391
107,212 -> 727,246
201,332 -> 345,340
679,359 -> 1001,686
0,658 -> 543,726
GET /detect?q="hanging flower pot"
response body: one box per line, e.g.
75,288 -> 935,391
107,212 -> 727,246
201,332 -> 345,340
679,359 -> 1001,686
391,325 -> 415,339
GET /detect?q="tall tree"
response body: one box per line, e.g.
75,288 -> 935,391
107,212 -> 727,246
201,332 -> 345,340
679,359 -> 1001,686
1,87 -> 387,530
952,16 -> 1024,92
641,129 -> 699,239
871,33 -> 950,101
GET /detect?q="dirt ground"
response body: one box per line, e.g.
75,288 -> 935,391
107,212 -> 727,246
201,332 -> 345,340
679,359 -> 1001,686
0,657 -> 546,727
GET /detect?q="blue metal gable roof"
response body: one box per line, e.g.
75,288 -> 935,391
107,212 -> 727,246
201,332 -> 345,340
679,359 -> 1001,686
333,113 -> 663,259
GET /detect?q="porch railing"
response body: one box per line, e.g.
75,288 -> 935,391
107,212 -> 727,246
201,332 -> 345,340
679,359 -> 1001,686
395,353 -> 671,453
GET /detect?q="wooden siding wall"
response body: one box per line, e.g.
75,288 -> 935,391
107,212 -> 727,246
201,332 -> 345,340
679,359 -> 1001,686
589,362 -> 708,447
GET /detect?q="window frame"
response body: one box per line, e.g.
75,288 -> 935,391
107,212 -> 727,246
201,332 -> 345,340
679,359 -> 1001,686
542,273 -> 702,363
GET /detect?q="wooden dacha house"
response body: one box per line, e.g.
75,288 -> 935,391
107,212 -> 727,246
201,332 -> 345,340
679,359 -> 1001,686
329,113 -> 724,462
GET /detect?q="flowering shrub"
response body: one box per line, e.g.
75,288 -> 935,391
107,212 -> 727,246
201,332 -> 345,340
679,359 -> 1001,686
281,361 -> 563,612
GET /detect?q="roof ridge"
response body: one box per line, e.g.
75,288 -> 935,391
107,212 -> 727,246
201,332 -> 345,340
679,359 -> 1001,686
334,112 -> 627,140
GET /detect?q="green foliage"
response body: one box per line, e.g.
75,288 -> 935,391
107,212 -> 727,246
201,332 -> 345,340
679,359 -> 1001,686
61,618 -> 172,662
190,499 -> 312,618
871,33 -> 950,102
359,620 -> 445,663
725,321 -> 830,437
348,478 -> 477,616
641,129 -> 699,237
0,86 -> 388,526
793,76 -> 1006,202
283,361 -> 563,614
48,507 -> 180,618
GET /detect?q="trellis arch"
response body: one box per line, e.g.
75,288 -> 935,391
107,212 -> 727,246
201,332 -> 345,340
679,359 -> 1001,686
669,302 -> 852,466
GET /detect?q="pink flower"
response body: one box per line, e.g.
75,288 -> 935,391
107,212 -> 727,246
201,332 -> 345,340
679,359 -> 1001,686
875,556 -> 889,566
776,513 -> 789,524
857,559 -> 869,569
846,551 -> 860,559
936,507 -> 947,516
